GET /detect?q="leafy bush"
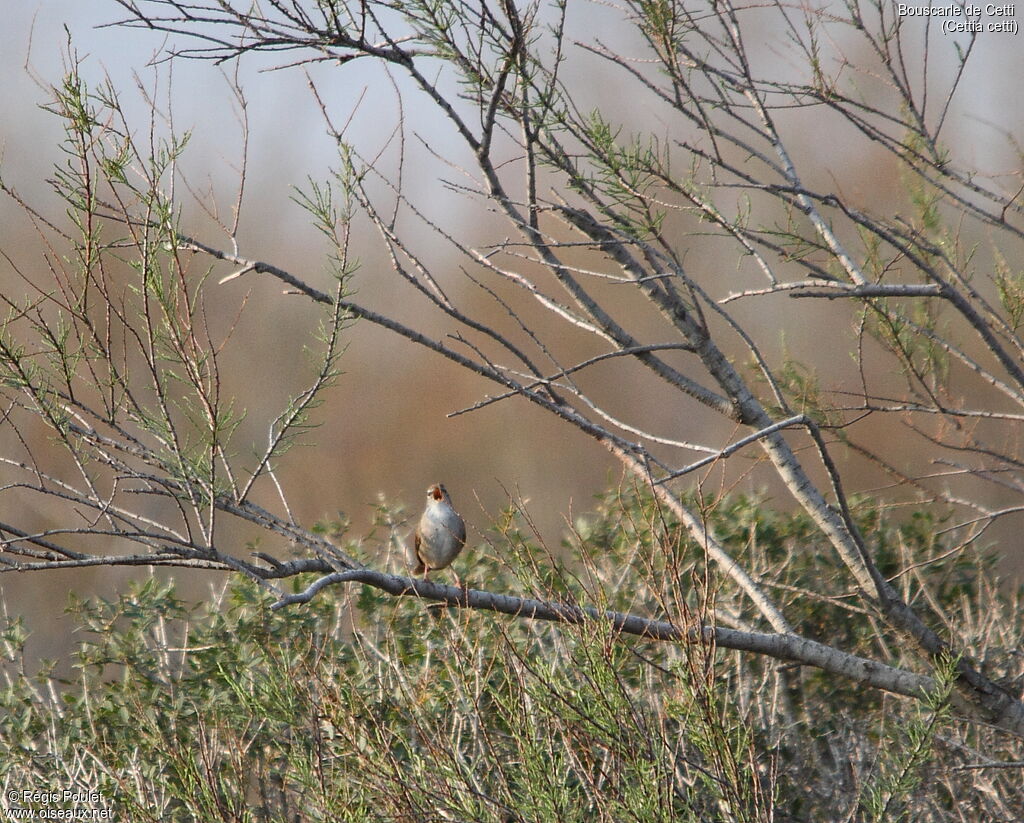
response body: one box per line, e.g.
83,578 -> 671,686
3,489 -> 1021,821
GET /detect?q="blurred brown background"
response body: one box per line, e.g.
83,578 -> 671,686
2,3 -> 1022,663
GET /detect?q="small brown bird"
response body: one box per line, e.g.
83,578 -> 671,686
410,483 -> 466,583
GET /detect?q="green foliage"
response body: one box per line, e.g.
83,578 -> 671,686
2,489 -> 1020,820
862,296 -> 950,386
994,251 -> 1024,331
575,110 -> 668,239
760,354 -> 841,427
857,651 -> 958,823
